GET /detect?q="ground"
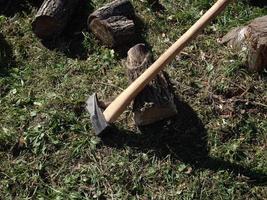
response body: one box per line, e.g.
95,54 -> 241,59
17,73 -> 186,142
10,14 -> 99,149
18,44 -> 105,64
0,0 -> 266,199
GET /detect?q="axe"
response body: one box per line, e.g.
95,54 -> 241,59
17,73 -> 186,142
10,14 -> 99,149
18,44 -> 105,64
86,0 -> 232,135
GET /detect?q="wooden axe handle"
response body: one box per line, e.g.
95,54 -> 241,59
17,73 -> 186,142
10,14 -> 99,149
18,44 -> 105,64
103,0 -> 232,123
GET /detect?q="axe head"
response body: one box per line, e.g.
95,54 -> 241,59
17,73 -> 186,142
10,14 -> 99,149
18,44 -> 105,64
86,93 -> 110,135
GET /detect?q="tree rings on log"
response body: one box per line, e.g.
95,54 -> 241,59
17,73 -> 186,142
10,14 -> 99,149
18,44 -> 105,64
126,44 -> 177,126
32,0 -> 79,39
88,0 -> 137,47
220,16 -> 267,72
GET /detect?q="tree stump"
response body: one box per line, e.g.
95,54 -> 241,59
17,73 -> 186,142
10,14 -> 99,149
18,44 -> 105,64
32,0 -> 79,39
126,44 -> 177,126
88,0 -> 137,47
220,16 -> 267,72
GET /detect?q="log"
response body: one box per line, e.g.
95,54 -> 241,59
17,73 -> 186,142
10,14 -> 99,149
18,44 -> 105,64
88,0 -> 136,47
90,16 -> 135,47
32,0 -> 79,39
220,16 -> 267,72
126,44 -> 177,126
88,0 -> 135,23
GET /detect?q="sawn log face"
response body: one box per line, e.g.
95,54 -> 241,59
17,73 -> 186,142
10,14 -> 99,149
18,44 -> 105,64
32,0 -> 79,39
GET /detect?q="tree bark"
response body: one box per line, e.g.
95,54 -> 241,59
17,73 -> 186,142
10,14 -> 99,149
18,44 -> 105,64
90,16 -> 135,47
126,44 -> 177,126
32,0 -> 79,39
220,16 -> 267,72
88,0 -> 135,23
88,0 -> 136,47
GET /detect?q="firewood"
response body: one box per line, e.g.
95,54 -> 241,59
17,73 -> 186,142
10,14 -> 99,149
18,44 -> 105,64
32,0 -> 79,39
220,16 -> 267,72
88,0 -> 136,47
126,44 -> 177,126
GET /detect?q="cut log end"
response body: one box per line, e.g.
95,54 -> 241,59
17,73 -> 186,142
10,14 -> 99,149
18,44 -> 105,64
89,18 -> 114,46
32,16 -> 59,39
219,27 -> 247,49
32,0 -> 79,40
127,44 -> 151,68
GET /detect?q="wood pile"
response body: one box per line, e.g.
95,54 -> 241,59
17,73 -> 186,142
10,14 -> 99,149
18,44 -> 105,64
3,0 -> 265,127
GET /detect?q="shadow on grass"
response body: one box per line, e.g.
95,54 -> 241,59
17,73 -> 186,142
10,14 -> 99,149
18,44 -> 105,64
100,96 -> 267,186
0,0 -> 42,16
247,0 -> 267,7
0,34 -> 15,77
148,0 -> 166,13
40,0 -> 94,60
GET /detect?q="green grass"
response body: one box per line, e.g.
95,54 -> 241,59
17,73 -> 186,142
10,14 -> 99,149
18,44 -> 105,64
0,0 -> 267,199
